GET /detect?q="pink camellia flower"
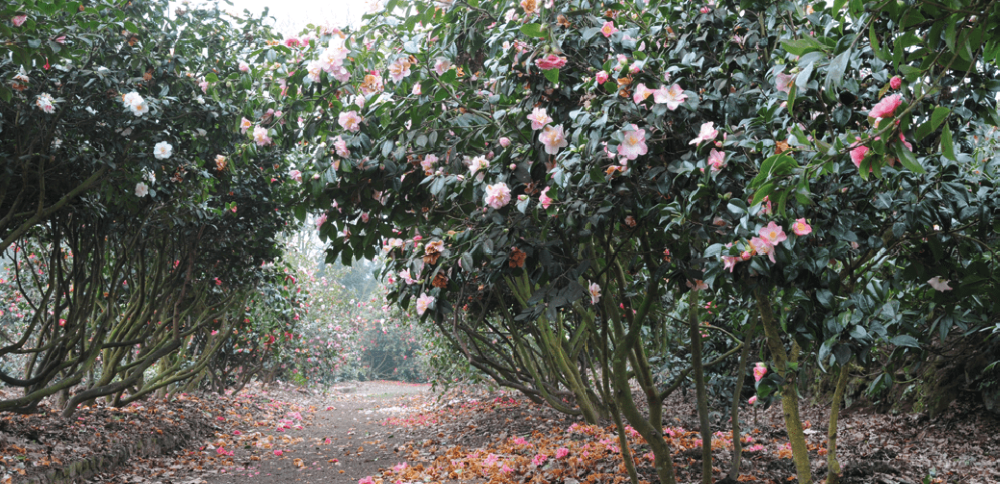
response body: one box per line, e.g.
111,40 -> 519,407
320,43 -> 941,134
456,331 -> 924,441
898,132 -> 913,151
358,477 -> 375,484
288,169 -> 302,182
588,281 -> 601,304
392,462 -> 408,473
753,362 -> 767,382
748,395 -> 758,405
484,182 -> 512,209
555,448 -> 570,459
689,122 -> 718,146
617,125 -> 648,160
850,143 -> 869,168
499,137 -> 511,147
792,218 -> 812,236
253,125 -> 272,146
240,117 -> 252,134
316,213 -> 327,229
532,454 -> 548,467
539,186 -> 553,209
869,94 -> 902,119
595,71 -> 609,85
749,236 -> 776,263
889,76 -> 902,90
199,80 -> 209,93
723,255 -> 739,273
338,110 -> 363,132
434,58 -> 452,75
239,61 -> 250,72
527,107 -> 552,130
630,82 -> 649,103
284,37 -> 301,47
601,21 -> 618,38
535,54 -> 567,71
759,222 -> 787,246
700,6 -> 711,13
775,72 -> 794,94
416,292 -> 435,315
12,15 -> 27,27
333,136 -> 350,158
708,149 -> 726,172
274,450 -> 284,456
653,84 -> 688,110
539,125 -> 568,155
927,276 -> 952,292
484,453 -> 499,466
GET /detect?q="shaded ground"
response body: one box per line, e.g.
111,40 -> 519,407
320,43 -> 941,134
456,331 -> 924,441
2,382 -> 998,484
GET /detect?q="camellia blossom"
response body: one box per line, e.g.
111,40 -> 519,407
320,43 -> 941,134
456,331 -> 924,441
927,276 -> 952,292
749,236 -> 776,263
468,155 -> 489,176
387,57 -> 412,83
555,448 -> 570,459
433,58 -> 452,75
617,125 -> 648,160
399,269 -> 418,285
135,182 -> 149,197
484,182 -> 512,209
889,76 -> 902,90
850,143 -> 869,168
239,61 -> 250,72
708,149 -> 726,172
240,117 -> 252,134
792,218 -> 812,236
420,154 -> 438,174
539,186 -> 553,209
748,395 -> 758,405
253,126 -> 272,146
338,110 -> 363,132
539,125 -> 568,155
527,107 -> 552,130
775,72 -> 794,94
35,93 -> 56,113
588,281 -> 601,304
416,292 -> 435,315
532,454 -> 548,467
653,84 -> 687,110
758,221 -> 787,246
689,122 -> 718,146
869,94 -> 902,119
333,136 -> 350,158
535,54 -> 567,71
601,21 -> 618,37
153,141 -> 173,160
499,137 -> 511,147
595,71 -> 609,85
288,169 -> 303,182
316,213 -> 327,229
753,362 -> 767,382
12,15 -> 27,27
632,83 -> 653,103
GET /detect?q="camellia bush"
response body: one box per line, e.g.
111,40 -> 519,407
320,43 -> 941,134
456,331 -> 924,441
247,0 -> 1000,482
1,0 -> 307,415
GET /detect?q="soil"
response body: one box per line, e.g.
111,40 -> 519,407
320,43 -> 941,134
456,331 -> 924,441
2,382 -> 999,484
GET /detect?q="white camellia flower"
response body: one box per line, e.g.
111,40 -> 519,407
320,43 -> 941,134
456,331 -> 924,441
927,276 -> 953,292
153,141 -> 173,160
135,182 -> 149,197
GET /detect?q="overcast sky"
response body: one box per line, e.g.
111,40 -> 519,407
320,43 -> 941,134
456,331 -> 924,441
204,0 -> 370,35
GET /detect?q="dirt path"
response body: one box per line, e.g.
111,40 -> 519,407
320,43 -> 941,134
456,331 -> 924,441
201,381 -> 433,484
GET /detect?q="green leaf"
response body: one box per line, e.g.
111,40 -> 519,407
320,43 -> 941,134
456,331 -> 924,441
205,72 -> 219,83
894,140 -> 925,174
781,37 -> 826,56
520,23 -> 547,39
930,106 -> 950,131
940,123 -> 956,160
890,335 -> 920,348
543,68 -> 559,85
825,49 -> 851,92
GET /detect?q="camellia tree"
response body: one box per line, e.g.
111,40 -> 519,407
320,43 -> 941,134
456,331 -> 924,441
263,0 -> 1000,482
1,0 -> 308,415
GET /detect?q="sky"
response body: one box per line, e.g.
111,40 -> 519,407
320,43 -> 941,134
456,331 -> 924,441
202,0 -> 369,35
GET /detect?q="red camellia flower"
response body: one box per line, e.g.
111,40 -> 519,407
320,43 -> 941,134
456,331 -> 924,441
534,54 -> 567,71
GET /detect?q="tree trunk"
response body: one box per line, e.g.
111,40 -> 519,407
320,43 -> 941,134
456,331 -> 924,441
827,362 -> 851,484
688,290 -> 714,484
730,318 -> 757,480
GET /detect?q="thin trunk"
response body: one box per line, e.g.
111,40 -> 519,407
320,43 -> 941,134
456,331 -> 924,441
826,362 -> 851,484
729,318 -> 757,480
755,286 -> 812,484
688,290 -> 713,484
